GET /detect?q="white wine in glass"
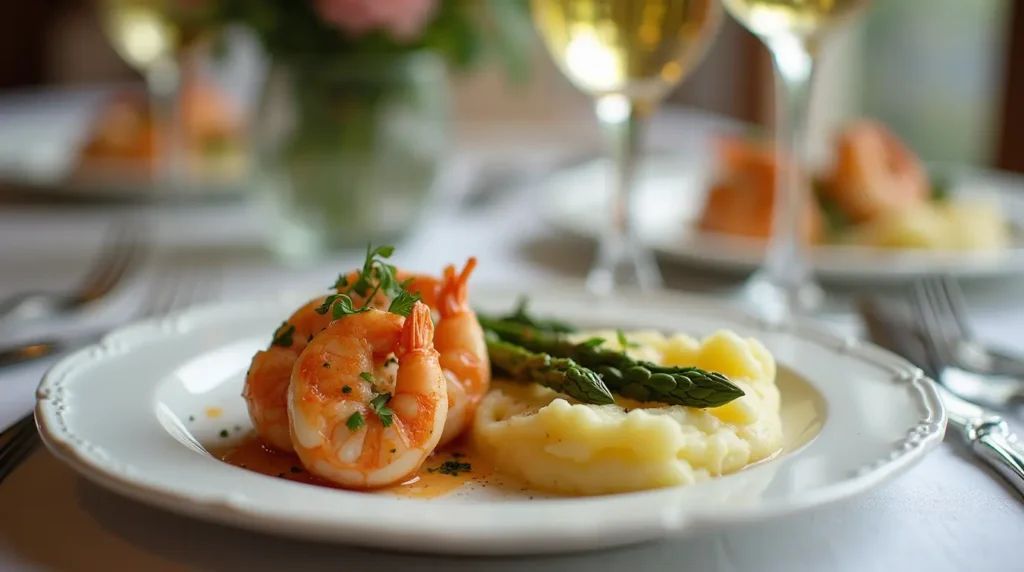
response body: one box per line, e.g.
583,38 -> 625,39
530,0 -> 723,295
722,0 -> 870,321
98,0 -> 206,187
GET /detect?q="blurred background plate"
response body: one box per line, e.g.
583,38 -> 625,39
540,152 -> 1024,283
0,85 -> 247,204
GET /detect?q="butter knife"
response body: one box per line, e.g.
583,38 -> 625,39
858,296 -> 1024,498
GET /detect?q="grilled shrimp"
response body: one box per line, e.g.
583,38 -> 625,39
288,302 -> 448,488
433,258 -> 491,446
824,119 -> 930,222
243,296 -> 336,452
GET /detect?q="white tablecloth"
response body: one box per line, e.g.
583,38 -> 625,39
0,94 -> 1022,571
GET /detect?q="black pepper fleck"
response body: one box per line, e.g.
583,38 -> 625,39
219,429 -> 229,438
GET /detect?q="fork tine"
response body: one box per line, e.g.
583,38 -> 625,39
0,424 -> 38,485
937,275 -> 974,340
74,220 -> 147,304
911,280 -> 953,373
919,278 -> 958,355
140,264 -> 219,321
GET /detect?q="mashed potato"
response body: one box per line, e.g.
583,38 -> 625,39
472,330 -> 783,496
839,198 -> 1010,251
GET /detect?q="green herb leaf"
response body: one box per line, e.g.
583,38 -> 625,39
580,337 -> 605,348
330,294 -> 368,319
388,290 -> 420,317
369,392 -> 394,428
346,412 -> 365,431
359,372 -> 374,384
342,385 -> 352,394
616,329 -> 638,349
370,245 -> 395,259
428,460 -> 472,476
271,323 -> 296,348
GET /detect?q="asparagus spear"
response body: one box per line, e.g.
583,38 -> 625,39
486,333 -> 615,405
480,319 -> 745,408
478,296 -> 578,334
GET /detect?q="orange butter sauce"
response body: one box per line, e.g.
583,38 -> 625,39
208,433 -> 497,498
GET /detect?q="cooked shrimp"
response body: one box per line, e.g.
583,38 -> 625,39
242,295 -> 335,452
697,136 -> 823,243
433,257 -> 491,446
288,302 -> 448,488
824,119 -> 929,222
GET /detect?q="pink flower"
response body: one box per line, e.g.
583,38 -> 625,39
314,0 -> 438,42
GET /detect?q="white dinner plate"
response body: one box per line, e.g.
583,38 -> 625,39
34,285 -> 945,555
540,153 -> 1024,282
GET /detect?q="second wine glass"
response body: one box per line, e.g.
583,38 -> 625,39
722,0 -> 871,321
98,0 -> 207,189
530,0 -> 723,295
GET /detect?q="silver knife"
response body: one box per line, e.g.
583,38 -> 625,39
858,296 -> 1024,498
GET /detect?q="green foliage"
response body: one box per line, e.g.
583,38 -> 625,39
206,0 -> 533,80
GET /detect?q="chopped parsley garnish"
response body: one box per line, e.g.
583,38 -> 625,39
323,362 -> 331,368
389,448 -> 397,454
386,290 -> 419,317
369,392 -> 394,427
428,460 -> 472,476
346,412 -> 365,431
219,429 -> 229,438
342,385 -> 352,394
316,243 -> 422,319
359,372 -> 375,384
271,322 -> 295,348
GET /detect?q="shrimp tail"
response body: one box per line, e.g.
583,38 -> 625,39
401,302 -> 435,355
439,257 -> 477,318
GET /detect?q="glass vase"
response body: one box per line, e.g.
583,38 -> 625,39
253,52 -> 451,262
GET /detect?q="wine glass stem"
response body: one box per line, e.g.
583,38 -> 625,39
146,57 -> 185,189
751,36 -> 823,319
587,95 -> 663,296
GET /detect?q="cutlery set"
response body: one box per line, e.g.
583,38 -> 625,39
0,222 -> 219,483
857,277 -> 1024,497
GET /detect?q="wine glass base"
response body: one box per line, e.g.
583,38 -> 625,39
585,239 -> 663,296
740,270 -> 824,323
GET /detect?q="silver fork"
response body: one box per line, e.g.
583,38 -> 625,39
0,266 -> 220,485
0,221 -> 146,322
912,279 -> 1024,408
906,284 -> 1024,497
917,275 -> 1024,378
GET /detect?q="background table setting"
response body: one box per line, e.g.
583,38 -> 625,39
3,0 -> 1024,570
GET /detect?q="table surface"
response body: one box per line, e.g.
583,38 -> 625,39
0,90 -> 1022,571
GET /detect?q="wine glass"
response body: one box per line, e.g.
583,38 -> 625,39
529,0 -> 723,295
721,0 -> 871,321
97,0 -> 206,188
